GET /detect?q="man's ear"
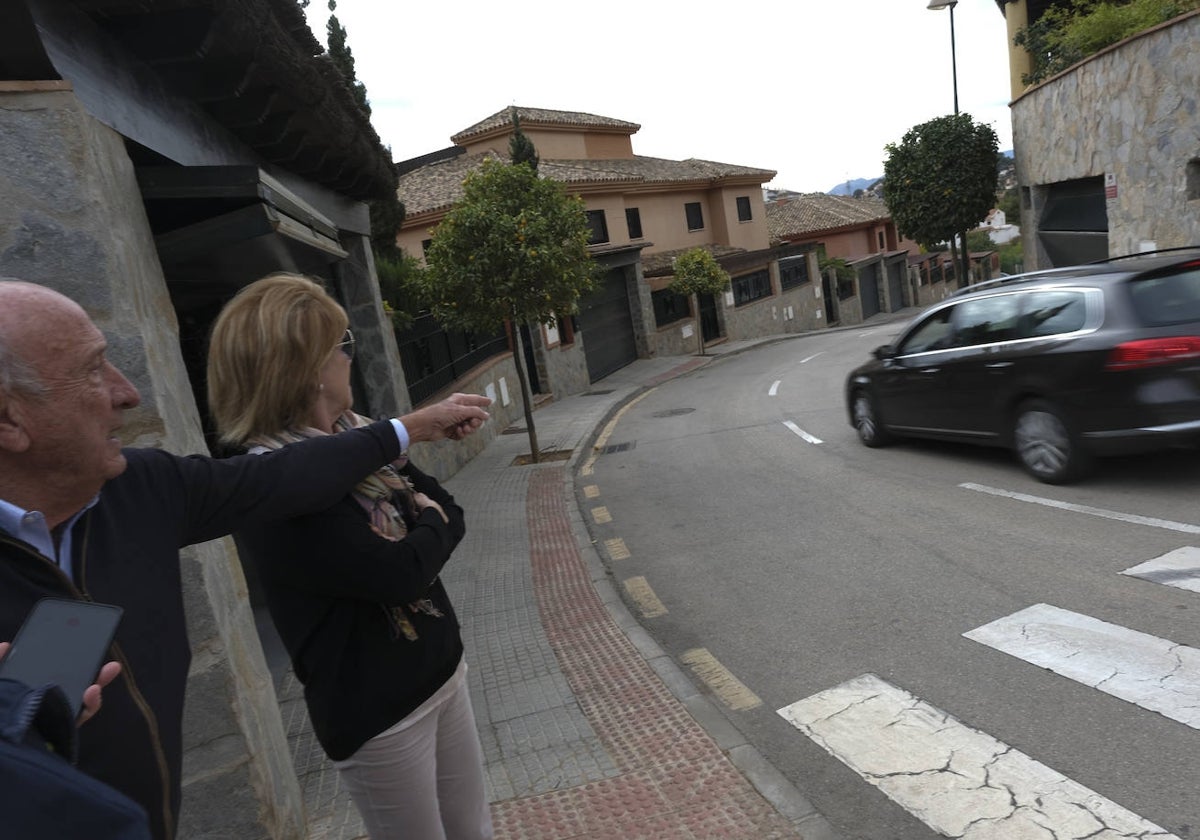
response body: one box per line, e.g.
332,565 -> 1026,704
0,393 -> 32,453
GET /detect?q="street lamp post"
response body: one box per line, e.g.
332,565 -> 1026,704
928,0 -> 971,287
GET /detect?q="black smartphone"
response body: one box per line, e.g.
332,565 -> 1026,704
0,598 -> 123,719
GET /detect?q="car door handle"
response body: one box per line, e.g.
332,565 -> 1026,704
919,367 -> 941,374
985,362 -> 1014,369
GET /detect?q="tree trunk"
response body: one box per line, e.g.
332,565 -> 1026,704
511,321 -> 540,463
948,238 -> 964,290
694,293 -> 706,356
959,230 -> 971,288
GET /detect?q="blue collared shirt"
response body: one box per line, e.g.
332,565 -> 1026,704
0,495 -> 99,582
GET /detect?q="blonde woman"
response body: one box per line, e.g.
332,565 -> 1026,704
207,274 -> 492,840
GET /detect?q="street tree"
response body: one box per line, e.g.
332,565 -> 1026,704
326,0 -> 370,117
423,158 -> 595,462
883,113 -> 999,288
668,248 -> 729,356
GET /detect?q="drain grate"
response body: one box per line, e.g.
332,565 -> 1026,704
651,407 -> 695,418
599,441 -> 636,455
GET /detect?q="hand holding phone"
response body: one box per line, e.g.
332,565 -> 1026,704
0,598 -> 123,720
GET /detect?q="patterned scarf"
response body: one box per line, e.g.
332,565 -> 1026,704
249,410 -> 442,640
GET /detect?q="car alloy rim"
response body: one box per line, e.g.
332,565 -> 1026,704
855,395 -> 875,439
1016,410 -> 1069,476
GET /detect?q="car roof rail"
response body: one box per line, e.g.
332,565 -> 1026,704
948,266 -> 1080,297
1087,245 -> 1200,264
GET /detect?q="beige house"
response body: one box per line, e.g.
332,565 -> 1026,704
396,107 -> 822,400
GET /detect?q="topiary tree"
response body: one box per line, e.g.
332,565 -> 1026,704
422,158 -> 595,461
508,107 -> 539,172
883,113 -> 999,288
668,248 -> 730,356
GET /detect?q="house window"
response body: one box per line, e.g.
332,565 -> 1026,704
685,202 -> 704,231
779,256 -> 810,291
732,269 -> 772,306
736,196 -> 752,222
421,238 -> 433,258
586,210 -> 609,245
652,289 -> 691,327
877,231 -> 885,250
626,208 -> 643,239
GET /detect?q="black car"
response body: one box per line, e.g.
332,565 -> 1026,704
845,248 -> 1200,483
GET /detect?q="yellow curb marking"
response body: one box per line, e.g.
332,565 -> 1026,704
580,390 -> 655,477
604,537 -> 631,561
583,484 -> 601,498
680,648 -> 763,711
591,506 -> 612,524
623,576 -> 667,618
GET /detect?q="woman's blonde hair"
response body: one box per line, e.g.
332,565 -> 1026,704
207,273 -> 347,445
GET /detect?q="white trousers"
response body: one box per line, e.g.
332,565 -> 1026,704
333,661 -> 493,840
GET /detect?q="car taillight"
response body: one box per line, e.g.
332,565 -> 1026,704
1106,336 -> 1200,370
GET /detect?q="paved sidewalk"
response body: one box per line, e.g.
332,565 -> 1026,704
279,334 -> 854,839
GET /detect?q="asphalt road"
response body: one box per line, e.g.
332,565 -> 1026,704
579,326 -> 1200,839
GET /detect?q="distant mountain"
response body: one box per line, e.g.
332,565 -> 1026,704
827,177 -> 881,197
828,151 -> 1013,197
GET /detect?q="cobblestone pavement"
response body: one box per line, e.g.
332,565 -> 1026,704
269,336 -> 856,840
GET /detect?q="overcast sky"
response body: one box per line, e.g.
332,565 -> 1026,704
304,0 -> 1014,194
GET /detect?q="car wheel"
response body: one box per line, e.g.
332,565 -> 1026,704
852,389 -> 891,447
1013,399 -> 1089,484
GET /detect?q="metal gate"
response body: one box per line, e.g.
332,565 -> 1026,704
858,262 -> 881,319
578,268 -> 638,382
698,292 -> 721,343
887,259 -> 905,312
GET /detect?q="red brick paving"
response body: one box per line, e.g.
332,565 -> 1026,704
489,466 -> 800,839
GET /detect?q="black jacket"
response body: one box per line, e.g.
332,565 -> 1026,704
0,420 -> 400,840
233,461 -> 466,761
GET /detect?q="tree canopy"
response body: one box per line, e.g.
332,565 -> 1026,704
1015,0 -> 1199,86
668,248 -> 729,355
882,113 -> 999,250
508,108 -> 540,172
422,158 -> 594,331
325,0 -> 370,117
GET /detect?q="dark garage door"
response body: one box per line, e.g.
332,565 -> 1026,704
578,268 -> 638,381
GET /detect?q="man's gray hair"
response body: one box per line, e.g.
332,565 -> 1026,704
0,278 -> 46,396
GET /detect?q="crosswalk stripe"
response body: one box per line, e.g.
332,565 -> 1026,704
1122,546 -> 1200,594
778,674 -> 1178,838
964,603 -> 1200,729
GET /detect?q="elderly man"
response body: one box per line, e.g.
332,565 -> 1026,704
0,279 -> 490,840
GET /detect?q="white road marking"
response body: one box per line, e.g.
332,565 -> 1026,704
1122,547 -> 1200,593
778,674 -> 1177,839
799,351 -> 825,364
964,604 -> 1200,729
782,420 -> 823,445
768,380 -> 781,396
960,483 -> 1200,534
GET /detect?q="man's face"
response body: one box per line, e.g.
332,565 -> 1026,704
8,292 -> 141,489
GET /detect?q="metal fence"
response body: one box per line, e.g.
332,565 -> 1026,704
394,313 -> 509,405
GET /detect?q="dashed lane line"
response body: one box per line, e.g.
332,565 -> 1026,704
782,420 -> 823,445
960,483 -> 1200,534
623,576 -> 667,618
680,648 -> 762,711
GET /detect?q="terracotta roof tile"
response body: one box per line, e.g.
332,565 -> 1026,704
765,193 -> 892,240
399,154 -> 776,219
452,106 -> 641,142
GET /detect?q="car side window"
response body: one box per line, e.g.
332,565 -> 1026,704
1128,268 -> 1200,326
950,295 -> 1021,347
897,307 -> 955,354
1018,290 -> 1087,337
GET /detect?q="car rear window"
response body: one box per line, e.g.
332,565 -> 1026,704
1019,290 -> 1088,337
1128,267 -> 1200,326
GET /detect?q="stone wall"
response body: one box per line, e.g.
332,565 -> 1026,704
0,85 -> 306,838
1012,10 -> 1200,267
